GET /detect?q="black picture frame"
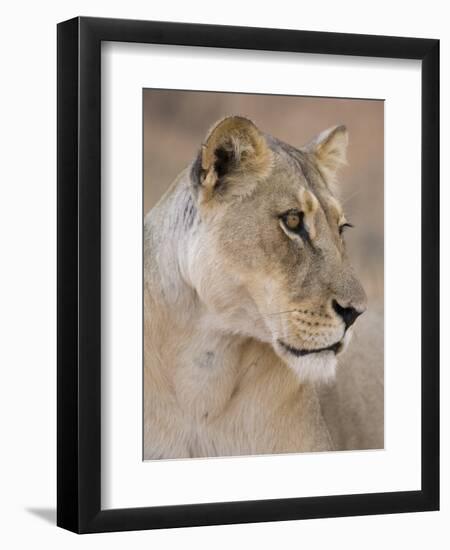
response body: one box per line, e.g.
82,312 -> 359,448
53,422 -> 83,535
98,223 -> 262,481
57,16 -> 439,533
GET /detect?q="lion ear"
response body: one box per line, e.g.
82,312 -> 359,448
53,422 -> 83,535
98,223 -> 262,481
191,116 -> 272,203
305,125 -> 348,187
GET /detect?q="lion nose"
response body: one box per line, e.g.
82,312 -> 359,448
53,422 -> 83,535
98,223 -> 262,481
332,299 -> 363,329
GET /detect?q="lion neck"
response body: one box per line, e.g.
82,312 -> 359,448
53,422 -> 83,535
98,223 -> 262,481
144,174 -> 250,418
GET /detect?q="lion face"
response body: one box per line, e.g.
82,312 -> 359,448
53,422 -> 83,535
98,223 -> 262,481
187,116 -> 367,383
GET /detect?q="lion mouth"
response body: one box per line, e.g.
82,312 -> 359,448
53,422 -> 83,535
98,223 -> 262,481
278,339 -> 342,357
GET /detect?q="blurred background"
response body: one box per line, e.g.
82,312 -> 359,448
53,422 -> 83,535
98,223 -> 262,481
143,90 -> 384,312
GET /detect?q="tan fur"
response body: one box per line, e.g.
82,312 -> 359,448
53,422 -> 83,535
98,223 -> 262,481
305,125 -> 349,193
143,116 -> 377,460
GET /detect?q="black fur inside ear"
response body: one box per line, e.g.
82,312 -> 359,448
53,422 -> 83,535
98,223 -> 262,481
214,146 -> 235,178
190,145 -> 236,188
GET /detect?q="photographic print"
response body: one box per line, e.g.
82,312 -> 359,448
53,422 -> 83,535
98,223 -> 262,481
57,18 -> 439,531
143,90 -> 384,460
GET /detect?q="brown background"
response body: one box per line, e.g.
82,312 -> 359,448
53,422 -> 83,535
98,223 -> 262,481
143,90 -> 384,311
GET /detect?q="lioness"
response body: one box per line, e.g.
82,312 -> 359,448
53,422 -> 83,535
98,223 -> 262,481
144,116 -> 383,459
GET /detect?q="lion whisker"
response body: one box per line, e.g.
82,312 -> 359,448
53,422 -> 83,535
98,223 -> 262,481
264,309 -> 300,317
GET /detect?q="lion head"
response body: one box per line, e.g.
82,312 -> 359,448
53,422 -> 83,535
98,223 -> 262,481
184,116 -> 367,383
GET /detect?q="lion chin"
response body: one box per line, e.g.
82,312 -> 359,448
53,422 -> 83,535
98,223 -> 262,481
274,329 -> 353,384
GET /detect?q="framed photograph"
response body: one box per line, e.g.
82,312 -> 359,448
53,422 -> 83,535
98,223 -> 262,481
57,16 -> 439,533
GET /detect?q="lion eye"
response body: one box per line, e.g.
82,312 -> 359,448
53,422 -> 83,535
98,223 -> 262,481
339,222 -> 354,235
280,210 -> 310,243
285,212 -> 301,230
